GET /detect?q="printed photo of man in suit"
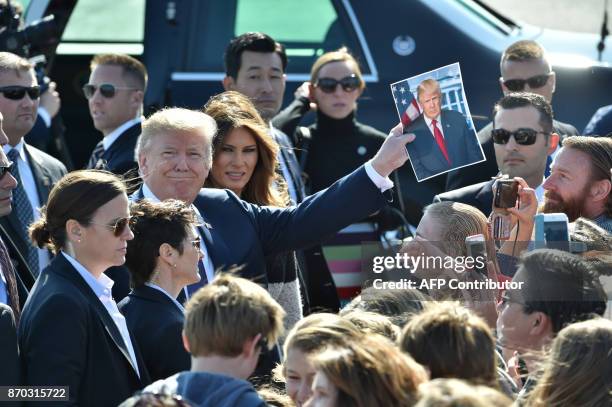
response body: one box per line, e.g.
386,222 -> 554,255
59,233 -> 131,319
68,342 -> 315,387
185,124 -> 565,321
404,78 -> 483,181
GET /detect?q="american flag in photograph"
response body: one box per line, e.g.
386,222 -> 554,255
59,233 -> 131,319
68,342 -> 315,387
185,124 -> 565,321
391,80 -> 421,127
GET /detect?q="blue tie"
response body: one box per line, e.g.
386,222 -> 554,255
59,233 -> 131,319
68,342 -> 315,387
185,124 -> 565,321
7,149 -> 39,276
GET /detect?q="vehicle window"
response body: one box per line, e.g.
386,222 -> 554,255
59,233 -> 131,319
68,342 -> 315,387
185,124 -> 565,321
61,0 -> 144,42
188,0 -> 369,74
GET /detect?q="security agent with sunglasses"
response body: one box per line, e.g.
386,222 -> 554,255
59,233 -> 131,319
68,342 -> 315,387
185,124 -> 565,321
0,52 -> 67,280
19,170 -> 150,406
84,54 -> 146,177
118,199 -> 203,382
402,78 -> 483,181
446,40 -> 578,191
434,93 -> 559,215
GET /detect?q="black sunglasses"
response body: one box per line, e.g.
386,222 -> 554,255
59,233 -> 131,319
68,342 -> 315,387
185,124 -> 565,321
0,161 -> 14,179
190,236 -> 201,249
82,83 -> 140,99
502,74 -> 551,92
315,74 -> 361,94
0,85 -> 41,100
89,216 -> 133,237
491,128 -> 548,145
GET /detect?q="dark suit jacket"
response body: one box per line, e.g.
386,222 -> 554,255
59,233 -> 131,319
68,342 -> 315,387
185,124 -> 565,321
118,285 -> 189,382
446,119 -> 579,191
132,166 -> 386,285
0,143 -> 67,278
0,225 -> 34,308
272,127 -> 306,203
0,303 -> 20,385
18,254 -> 150,406
405,110 -> 482,180
433,180 -> 495,216
89,122 -> 141,176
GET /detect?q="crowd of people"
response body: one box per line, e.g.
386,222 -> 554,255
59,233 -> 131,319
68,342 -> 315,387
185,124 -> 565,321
0,29 -> 610,407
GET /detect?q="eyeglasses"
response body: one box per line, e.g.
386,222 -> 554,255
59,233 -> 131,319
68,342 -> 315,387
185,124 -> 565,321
190,236 -> 201,249
89,216 -> 132,237
0,162 -> 13,179
0,85 -> 41,100
502,73 -> 551,92
82,83 -> 140,99
315,74 -> 361,93
491,128 -> 548,145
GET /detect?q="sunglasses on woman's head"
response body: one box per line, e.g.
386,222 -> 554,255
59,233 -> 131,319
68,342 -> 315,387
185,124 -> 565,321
82,83 -> 140,99
315,74 -> 361,93
89,216 -> 133,237
0,85 -> 41,100
491,128 -> 548,145
502,73 -> 551,92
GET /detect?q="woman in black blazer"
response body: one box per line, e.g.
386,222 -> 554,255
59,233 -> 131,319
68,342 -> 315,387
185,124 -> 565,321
18,170 -> 149,406
118,199 -> 202,381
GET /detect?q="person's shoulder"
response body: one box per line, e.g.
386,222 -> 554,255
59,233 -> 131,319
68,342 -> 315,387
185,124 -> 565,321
354,121 -> 387,140
442,109 -> 468,123
435,180 -> 492,201
553,119 -> 579,137
24,143 -> 67,173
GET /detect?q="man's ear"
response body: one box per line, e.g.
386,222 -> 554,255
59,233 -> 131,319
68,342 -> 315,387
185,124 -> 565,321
182,330 -> 191,353
499,77 -> 508,94
242,333 -> 262,359
549,71 -> 556,94
222,76 -> 235,91
590,178 -> 612,204
529,312 -> 553,338
547,133 -> 560,154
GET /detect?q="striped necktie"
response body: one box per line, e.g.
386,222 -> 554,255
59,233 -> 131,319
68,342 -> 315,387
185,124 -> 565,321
0,235 -> 20,324
7,149 -> 39,276
87,142 -> 105,169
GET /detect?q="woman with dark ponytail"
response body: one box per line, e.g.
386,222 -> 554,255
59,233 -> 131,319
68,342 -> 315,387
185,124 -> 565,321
19,170 -> 150,406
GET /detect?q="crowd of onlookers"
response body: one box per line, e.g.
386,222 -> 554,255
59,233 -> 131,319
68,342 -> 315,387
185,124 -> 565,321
0,27 -> 610,407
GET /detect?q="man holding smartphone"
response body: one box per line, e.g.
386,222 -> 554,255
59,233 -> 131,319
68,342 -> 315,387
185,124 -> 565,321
434,93 -> 559,216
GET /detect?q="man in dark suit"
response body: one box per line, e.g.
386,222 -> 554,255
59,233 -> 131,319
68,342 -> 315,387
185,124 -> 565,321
446,40 -> 579,191
134,107 -> 411,291
222,32 -> 306,204
0,52 -> 67,279
85,54 -> 146,176
0,304 -> 20,385
404,78 -> 482,181
434,93 -> 559,216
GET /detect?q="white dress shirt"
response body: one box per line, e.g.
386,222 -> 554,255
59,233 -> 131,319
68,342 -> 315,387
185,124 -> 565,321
269,123 -> 299,203
61,251 -> 140,377
3,141 -> 49,272
424,115 -> 445,139
0,266 -> 7,305
103,117 -> 142,151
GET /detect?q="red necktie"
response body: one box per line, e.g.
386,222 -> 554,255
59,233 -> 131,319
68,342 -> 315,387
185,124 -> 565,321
431,119 -> 451,164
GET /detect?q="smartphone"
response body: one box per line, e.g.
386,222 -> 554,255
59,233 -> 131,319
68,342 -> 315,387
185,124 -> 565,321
493,179 -> 519,209
466,234 -> 488,276
535,213 -> 570,251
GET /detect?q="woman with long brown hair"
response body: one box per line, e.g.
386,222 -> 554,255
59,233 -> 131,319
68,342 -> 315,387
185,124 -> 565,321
203,91 -> 301,330
525,318 -> 612,407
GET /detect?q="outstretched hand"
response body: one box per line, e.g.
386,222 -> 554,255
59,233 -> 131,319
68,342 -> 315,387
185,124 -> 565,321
371,123 -> 415,177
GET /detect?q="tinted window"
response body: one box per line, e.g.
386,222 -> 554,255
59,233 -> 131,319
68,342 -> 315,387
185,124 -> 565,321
186,0 -> 369,74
